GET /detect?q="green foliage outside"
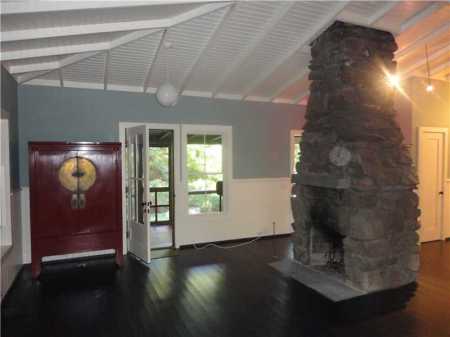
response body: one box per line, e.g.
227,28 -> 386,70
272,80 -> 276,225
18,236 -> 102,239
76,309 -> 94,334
148,140 -> 223,216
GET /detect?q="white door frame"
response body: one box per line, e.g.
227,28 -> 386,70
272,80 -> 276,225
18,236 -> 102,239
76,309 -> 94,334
417,127 -> 449,241
119,122 -> 181,252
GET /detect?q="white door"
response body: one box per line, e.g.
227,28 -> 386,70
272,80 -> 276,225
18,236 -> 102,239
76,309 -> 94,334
126,125 -> 151,263
418,128 -> 447,242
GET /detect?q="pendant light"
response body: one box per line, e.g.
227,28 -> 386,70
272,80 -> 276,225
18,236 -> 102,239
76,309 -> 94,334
425,44 -> 434,93
156,40 -> 179,107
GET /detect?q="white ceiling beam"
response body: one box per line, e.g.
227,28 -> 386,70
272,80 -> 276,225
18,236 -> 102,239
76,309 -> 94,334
430,60 -> 450,77
58,69 -> 64,87
178,4 -> 234,94
240,1 -> 349,100
293,90 -> 310,105
103,51 -> 110,90
1,1 -> 228,15
0,2 -> 231,43
142,30 -> 167,93
211,2 -> 295,97
1,41 -> 110,61
0,29 -> 160,61
269,67 -> 309,102
16,51 -> 101,84
6,60 -> 60,74
400,3 -> 444,33
367,2 -> 399,26
401,45 -> 450,78
6,30 -> 159,75
396,21 -> 450,61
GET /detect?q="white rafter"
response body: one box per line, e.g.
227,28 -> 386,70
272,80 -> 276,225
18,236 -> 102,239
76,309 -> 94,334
431,60 -> 450,77
142,30 -> 167,93
178,4 -> 233,95
0,2 -> 231,42
269,66 -> 309,102
1,1 -> 228,15
211,2 -> 295,97
293,90 -> 310,105
4,30 -> 160,75
1,42 -> 109,61
240,1 -> 349,100
401,45 -> 450,78
16,51 -> 101,84
400,2 -> 444,33
396,21 -> 450,61
103,51 -> 110,90
367,2 -> 398,26
1,29 -> 161,61
5,60 -> 60,74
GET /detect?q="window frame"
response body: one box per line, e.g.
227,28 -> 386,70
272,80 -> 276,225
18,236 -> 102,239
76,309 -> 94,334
181,124 -> 232,218
1,118 -> 12,257
290,129 -> 303,175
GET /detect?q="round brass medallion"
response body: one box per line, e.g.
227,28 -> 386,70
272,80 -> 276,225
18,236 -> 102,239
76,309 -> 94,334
58,157 -> 97,192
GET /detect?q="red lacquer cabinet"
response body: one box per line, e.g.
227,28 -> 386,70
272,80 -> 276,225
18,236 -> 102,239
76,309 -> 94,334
29,142 -> 123,278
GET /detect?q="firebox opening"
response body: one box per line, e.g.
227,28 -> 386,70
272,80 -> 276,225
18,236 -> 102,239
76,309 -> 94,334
309,198 -> 346,276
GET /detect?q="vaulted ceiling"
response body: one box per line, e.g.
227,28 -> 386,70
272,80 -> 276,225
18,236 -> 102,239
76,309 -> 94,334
1,1 -> 449,105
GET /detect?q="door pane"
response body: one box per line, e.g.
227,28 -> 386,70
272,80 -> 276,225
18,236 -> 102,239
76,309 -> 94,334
136,134 -> 144,178
137,180 -> 144,224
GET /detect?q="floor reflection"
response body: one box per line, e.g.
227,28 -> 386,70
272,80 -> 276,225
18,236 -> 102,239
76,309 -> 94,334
2,238 -> 449,337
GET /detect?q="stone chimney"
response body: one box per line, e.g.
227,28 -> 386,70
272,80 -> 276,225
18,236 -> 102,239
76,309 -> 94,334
291,22 -> 420,292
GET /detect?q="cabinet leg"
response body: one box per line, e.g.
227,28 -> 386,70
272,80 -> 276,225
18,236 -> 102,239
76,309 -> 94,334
32,258 -> 41,279
115,249 -> 124,267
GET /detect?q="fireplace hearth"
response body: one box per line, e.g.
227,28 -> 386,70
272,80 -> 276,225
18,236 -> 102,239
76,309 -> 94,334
290,22 -> 420,293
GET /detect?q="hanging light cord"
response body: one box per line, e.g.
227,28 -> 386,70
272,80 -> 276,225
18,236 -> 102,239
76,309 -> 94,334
425,44 -> 432,86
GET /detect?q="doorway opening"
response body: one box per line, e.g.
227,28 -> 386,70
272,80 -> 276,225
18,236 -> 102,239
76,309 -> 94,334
148,129 -> 175,249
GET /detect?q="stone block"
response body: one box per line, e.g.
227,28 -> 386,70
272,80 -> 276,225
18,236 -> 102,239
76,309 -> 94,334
349,209 -> 385,240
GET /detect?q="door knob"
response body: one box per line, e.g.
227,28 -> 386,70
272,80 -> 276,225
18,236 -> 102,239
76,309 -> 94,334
439,191 -> 444,195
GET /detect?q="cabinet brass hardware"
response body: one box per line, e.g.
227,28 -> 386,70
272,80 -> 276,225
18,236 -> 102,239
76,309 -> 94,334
78,194 -> 86,208
71,194 -> 79,209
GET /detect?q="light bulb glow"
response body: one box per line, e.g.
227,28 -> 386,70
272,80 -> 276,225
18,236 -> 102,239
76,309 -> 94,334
426,84 -> 434,92
386,73 -> 400,88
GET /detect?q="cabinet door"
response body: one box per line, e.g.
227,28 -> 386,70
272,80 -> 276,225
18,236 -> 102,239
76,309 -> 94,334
31,150 -> 79,238
75,148 -> 121,234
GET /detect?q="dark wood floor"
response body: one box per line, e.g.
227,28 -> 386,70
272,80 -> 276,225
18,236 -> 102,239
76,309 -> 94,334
2,237 -> 450,337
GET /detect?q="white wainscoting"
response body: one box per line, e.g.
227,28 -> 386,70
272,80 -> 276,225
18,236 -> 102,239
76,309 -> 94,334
20,177 -> 295,263
175,177 -> 294,247
1,189 -> 23,299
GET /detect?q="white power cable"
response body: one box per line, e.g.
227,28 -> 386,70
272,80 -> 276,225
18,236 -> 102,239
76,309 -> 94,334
193,224 -> 274,250
193,234 -> 263,250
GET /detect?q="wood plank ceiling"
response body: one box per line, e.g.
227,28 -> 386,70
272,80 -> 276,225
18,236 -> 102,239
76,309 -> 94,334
1,1 -> 449,105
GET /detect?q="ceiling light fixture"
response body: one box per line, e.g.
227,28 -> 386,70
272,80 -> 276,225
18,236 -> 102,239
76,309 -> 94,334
156,40 -> 178,107
386,73 -> 400,89
425,44 -> 434,93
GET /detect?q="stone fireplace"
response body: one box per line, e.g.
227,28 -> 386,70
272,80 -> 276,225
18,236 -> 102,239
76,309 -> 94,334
291,22 -> 420,293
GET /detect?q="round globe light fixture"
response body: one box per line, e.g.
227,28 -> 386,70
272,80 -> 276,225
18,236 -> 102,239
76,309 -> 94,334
156,82 -> 178,107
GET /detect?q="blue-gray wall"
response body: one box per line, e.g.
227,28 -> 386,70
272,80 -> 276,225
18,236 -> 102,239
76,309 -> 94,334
1,66 -> 19,190
18,85 -> 305,186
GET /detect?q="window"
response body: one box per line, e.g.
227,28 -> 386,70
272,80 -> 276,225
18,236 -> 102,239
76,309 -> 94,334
187,134 -> 223,215
290,130 -> 303,174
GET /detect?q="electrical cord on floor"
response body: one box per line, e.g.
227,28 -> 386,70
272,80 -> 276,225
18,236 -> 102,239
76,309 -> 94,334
193,234 -> 263,250
193,223 -> 276,250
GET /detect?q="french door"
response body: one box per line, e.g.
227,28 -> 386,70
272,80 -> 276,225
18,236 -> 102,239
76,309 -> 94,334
126,125 -> 151,263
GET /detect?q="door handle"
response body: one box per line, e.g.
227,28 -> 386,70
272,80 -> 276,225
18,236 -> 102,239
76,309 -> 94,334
439,191 -> 444,195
